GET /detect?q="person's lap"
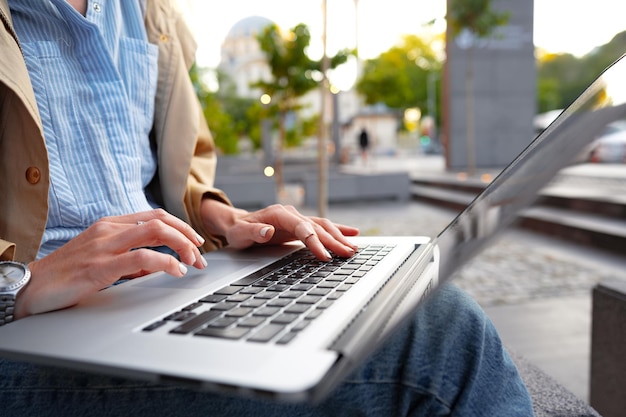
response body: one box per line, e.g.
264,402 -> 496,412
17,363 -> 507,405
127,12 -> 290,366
0,284 -> 533,416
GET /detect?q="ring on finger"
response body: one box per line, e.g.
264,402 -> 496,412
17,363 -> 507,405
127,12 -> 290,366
294,221 -> 316,242
137,221 -> 145,226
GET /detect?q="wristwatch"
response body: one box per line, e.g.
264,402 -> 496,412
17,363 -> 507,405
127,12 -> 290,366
0,261 -> 31,326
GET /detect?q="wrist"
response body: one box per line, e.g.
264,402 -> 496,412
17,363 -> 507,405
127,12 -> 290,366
8,261 -> 33,322
200,197 -> 246,239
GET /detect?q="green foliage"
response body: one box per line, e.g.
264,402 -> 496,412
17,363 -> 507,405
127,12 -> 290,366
244,100 -> 267,150
190,64 -> 240,154
356,35 -> 440,112
253,23 -> 352,113
285,113 -> 319,147
536,31 -> 626,112
447,0 -> 510,37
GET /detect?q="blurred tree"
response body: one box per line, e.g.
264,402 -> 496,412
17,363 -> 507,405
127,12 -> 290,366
189,64 -> 240,154
537,31 -> 626,113
253,22 -> 352,191
536,31 -> 626,113
447,0 -> 509,175
214,70 -> 258,145
356,34 -> 442,121
536,53 -> 582,113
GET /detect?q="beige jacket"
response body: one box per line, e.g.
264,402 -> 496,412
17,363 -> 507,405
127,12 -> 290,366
0,0 -> 230,263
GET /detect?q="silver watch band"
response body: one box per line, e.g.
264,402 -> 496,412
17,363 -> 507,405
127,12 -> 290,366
0,294 -> 16,326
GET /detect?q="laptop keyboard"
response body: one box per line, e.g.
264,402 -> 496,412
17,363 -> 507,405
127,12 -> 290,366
142,244 -> 395,345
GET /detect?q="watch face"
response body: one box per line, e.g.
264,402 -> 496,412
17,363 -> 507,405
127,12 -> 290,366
0,262 -> 29,292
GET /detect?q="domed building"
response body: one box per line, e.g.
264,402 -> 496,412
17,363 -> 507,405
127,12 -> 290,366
218,16 -> 274,98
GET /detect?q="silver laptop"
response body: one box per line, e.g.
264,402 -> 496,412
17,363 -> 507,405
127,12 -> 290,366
1,54 -> 625,404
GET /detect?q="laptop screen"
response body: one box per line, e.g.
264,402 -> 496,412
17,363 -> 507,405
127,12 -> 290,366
435,53 -> 626,282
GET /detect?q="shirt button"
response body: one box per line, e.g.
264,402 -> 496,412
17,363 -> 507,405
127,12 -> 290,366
159,34 -> 169,42
25,167 -> 41,184
93,3 -> 101,12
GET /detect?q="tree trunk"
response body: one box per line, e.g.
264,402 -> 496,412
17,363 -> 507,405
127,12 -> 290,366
275,111 -> 286,194
465,45 -> 476,176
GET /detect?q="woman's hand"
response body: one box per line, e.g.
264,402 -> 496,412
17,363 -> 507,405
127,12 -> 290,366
200,199 -> 360,260
15,209 -> 207,319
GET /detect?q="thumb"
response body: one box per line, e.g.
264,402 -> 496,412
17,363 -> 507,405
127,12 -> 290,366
227,223 -> 275,249
257,224 -> 275,242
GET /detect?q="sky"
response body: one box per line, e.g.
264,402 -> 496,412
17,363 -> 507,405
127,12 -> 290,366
178,0 -> 625,71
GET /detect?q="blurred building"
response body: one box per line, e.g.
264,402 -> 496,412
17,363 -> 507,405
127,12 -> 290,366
218,15 -> 399,158
444,0 -> 535,169
218,15 -> 274,98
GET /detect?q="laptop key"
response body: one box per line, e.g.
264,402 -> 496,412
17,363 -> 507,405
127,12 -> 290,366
226,293 -> 251,303
308,288 -> 331,297
284,304 -> 310,314
214,285 -> 241,295
297,295 -> 323,304
143,320 -> 167,332
267,298 -> 291,308
210,301 -> 238,311
276,331 -> 298,345
195,326 -> 250,340
241,298 -> 266,308
199,294 -> 227,303
271,313 -> 299,325
291,320 -> 310,332
207,317 -> 237,328
182,302 -> 203,311
170,310 -> 222,335
248,324 -> 285,343
225,307 -> 253,318
164,310 -> 195,321
254,306 -> 281,317
306,309 -> 324,320
240,287 -> 263,295
239,316 -> 266,328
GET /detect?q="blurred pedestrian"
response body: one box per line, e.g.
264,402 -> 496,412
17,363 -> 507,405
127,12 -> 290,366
358,127 -> 370,165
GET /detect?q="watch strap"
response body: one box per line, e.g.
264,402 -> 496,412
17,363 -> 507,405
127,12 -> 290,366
0,294 -> 16,325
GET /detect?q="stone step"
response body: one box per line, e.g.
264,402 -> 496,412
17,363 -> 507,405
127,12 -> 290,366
519,206 -> 626,256
410,179 -> 626,255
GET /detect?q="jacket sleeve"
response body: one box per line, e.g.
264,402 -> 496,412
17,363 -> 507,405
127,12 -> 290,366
0,240 -> 16,262
145,0 -> 233,252
172,1 -> 233,251
185,102 -> 233,252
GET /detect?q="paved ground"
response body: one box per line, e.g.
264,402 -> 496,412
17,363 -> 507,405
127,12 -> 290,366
281,152 -> 626,403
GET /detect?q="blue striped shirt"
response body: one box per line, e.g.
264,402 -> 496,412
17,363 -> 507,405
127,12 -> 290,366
9,0 -> 158,259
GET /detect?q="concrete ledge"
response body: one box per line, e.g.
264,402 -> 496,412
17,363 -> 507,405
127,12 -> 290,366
216,155 -> 264,176
590,279 -> 626,417
302,172 -> 410,207
510,351 -> 600,417
215,175 -> 277,209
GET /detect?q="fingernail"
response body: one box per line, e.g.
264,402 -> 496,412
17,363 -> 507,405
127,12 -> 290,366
260,226 -> 271,238
323,249 -> 332,260
179,263 -> 188,276
196,233 -> 205,245
200,256 -> 208,267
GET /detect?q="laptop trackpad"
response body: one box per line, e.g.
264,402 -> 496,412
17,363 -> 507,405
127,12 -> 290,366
134,260 -> 256,289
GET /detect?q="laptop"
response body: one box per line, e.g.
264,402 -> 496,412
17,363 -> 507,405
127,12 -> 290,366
1,54 -> 625,404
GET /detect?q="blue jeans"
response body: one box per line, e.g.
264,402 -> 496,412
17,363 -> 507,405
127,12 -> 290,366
0,284 -> 534,416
